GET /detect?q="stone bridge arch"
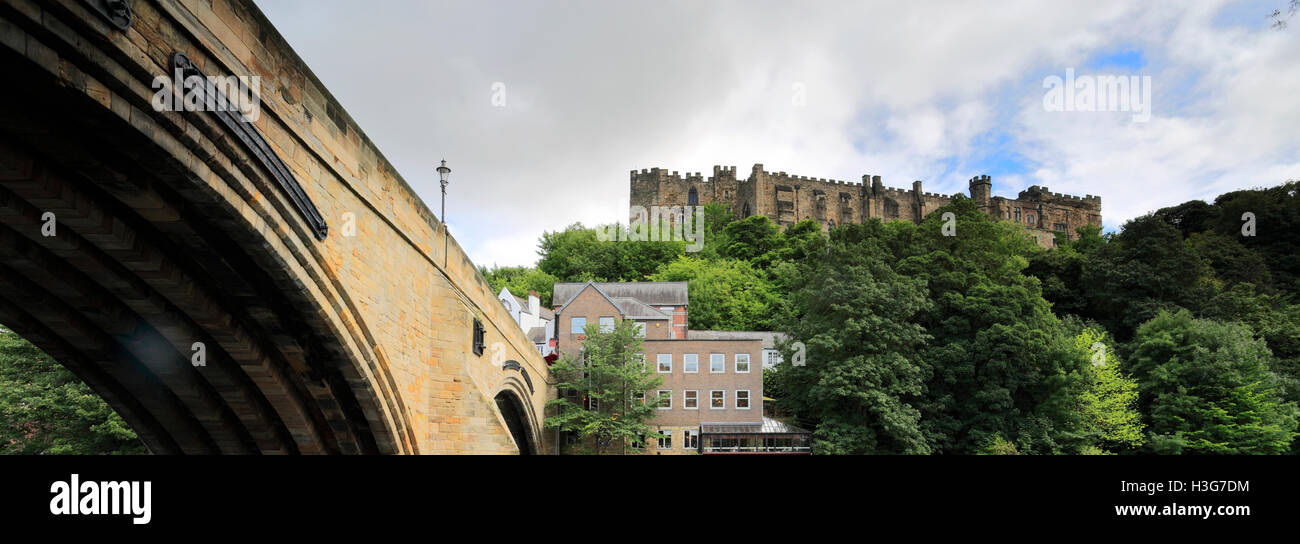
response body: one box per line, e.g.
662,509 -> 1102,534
0,0 -> 552,454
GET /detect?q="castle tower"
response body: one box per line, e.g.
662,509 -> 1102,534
969,174 -> 991,207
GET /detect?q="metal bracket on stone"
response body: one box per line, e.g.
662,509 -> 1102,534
84,0 -> 133,31
169,52 -> 329,240
502,360 -> 534,394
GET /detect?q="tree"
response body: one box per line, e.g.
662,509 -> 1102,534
480,265 -> 560,307
0,328 -> 144,454
536,222 -> 685,283
543,318 -> 664,454
650,256 -> 780,331
898,196 -> 1090,454
775,221 -> 932,454
1080,214 -> 1213,341
1209,181 -> 1300,296
721,215 -> 784,267
1071,327 -> 1145,452
1128,310 -> 1299,454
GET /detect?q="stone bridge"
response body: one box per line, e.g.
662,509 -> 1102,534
0,0 -> 552,453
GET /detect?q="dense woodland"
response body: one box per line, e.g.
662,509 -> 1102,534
1,181 -> 1295,454
485,181 -> 1300,454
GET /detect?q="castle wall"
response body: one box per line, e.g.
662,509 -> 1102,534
629,164 -> 1103,248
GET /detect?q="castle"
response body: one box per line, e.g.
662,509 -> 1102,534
629,164 -> 1102,248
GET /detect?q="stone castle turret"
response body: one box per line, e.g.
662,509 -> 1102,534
629,164 -> 1102,249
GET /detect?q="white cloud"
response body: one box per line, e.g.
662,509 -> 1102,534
259,0 -> 1300,266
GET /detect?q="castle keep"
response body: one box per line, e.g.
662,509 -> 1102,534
629,164 -> 1102,248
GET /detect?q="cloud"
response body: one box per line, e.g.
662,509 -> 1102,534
259,0 -> 1300,266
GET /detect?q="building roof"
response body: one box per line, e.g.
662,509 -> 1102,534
610,297 -> 670,320
502,289 -> 554,321
686,330 -> 788,349
553,281 -> 688,310
527,326 -> 547,344
701,417 -> 811,435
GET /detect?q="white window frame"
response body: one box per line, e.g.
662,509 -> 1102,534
735,353 -> 750,373
657,390 -> 672,410
710,389 -> 725,410
684,429 -> 698,449
710,353 -> 725,374
683,353 -> 699,373
570,317 -> 586,334
658,429 -> 672,449
683,390 -> 699,410
633,322 -> 646,337
632,391 -> 645,405
735,389 -> 750,410
598,316 -> 615,333
657,353 -> 672,373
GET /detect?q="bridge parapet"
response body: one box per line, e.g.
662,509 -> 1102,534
0,0 -> 551,454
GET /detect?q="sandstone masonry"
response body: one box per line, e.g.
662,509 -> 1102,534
630,164 -> 1103,248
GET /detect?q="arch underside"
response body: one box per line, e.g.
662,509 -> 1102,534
0,32 -> 406,454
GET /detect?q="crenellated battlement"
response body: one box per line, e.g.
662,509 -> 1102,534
630,163 -> 1102,248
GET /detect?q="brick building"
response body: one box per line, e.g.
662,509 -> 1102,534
552,281 -> 810,454
629,164 -> 1103,248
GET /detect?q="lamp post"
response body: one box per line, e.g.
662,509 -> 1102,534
437,159 -> 451,222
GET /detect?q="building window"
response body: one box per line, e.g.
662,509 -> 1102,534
688,187 -> 699,206
1054,223 -> 1068,232
684,429 -> 699,450
736,390 -> 750,409
1014,208 -> 1021,223
657,353 -> 672,373
763,350 -> 782,368
633,391 -> 645,405
1027,214 -> 1036,226
735,353 -> 750,373
588,396 -> 598,412
472,318 -> 485,356
658,429 -> 673,449
598,316 -> 615,332
684,390 -> 698,409
657,390 -> 672,409
570,317 -> 586,334
710,353 -> 724,373
710,390 -> 725,409
633,322 -> 646,337
683,353 -> 699,373
659,306 -> 674,313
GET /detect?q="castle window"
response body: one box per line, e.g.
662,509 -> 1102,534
1027,214 -> 1036,226
688,187 -> 699,206
1014,208 -> 1021,223
724,190 -> 730,198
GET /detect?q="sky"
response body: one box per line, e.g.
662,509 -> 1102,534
257,0 -> 1300,268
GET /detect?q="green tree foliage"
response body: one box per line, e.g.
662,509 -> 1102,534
898,196 -> 1090,454
0,328 -> 144,454
1026,225 -> 1106,318
1128,310 -> 1299,454
1187,232 -> 1274,291
544,319 -> 664,454
1209,181 -> 1300,294
536,222 -> 685,283
775,221 -> 932,454
721,215 -> 784,266
649,257 -> 779,331
1072,327 -> 1145,452
480,265 -> 560,307
1080,214 -> 1212,341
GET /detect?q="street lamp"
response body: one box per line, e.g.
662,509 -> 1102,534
437,159 -> 451,222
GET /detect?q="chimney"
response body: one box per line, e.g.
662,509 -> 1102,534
528,290 -> 540,317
